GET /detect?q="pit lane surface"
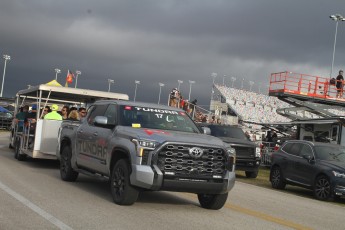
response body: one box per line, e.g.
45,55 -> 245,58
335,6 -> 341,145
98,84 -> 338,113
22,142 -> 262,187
0,132 -> 344,230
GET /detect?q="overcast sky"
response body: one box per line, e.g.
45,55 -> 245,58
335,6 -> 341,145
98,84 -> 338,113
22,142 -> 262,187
1,0 -> 345,108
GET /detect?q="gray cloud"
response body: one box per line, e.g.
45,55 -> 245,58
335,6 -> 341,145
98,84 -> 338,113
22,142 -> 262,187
1,0 -> 345,108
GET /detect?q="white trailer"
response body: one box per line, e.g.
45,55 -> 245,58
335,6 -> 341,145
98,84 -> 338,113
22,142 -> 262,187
293,117 -> 345,145
10,84 -> 129,160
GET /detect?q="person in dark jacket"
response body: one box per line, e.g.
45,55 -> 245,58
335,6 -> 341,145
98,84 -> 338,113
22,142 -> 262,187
336,70 -> 344,98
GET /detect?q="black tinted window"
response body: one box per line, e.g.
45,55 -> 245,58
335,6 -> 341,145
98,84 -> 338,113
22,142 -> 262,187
208,125 -> 247,140
300,144 -> 313,157
104,104 -> 117,125
87,104 -> 108,125
289,143 -> 302,156
118,105 -> 199,133
282,143 -> 293,153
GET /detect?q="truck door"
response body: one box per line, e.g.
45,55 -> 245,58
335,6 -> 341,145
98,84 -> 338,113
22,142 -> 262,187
330,125 -> 339,144
76,104 -> 109,174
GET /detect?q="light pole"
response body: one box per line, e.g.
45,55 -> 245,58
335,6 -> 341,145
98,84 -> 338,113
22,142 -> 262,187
330,14 -> 345,78
258,82 -> 262,94
74,70 -> 81,88
1,55 -> 11,98
54,68 -> 61,81
210,73 -> 217,102
241,77 -> 245,89
177,80 -> 183,91
134,80 -> 140,102
188,80 -> 195,101
158,82 -> 165,104
108,79 -> 114,92
223,75 -> 226,85
231,77 -> 236,88
249,81 -> 254,91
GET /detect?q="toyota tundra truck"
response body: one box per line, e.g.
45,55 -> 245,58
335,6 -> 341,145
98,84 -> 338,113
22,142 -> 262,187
57,100 -> 236,210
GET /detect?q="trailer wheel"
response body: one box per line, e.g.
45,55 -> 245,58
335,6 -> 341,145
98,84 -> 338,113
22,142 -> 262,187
110,159 -> 139,205
60,145 -> 78,182
198,193 -> 228,210
14,137 -> 20,159
14,137 -> 26,161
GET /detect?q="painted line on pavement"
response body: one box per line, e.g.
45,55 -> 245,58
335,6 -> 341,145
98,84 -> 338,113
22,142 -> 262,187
182,193 -> 312,230
0,181 -> 73,230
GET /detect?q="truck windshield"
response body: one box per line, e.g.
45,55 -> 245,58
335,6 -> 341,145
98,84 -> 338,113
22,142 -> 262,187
119,105 -> 200,133
208,125 -> 247,140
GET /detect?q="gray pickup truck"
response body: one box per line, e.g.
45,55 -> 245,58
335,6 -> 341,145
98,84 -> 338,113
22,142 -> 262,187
57,100 -> 236,210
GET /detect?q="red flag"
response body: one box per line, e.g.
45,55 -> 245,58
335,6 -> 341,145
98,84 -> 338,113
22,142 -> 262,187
66,70 -> 74,84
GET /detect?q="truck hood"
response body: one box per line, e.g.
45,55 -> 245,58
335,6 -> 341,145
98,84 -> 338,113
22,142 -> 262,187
217,137 -> 256,147
117,126 -> 226,147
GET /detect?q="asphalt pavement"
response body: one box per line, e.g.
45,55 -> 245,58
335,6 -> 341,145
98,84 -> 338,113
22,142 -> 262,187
0,132 -> 344,230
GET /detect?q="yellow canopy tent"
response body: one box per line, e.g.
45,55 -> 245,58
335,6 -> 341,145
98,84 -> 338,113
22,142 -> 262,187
45,80 -> 62,87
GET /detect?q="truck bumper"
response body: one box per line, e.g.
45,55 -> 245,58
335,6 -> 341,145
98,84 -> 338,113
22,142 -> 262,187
130,164 -> 235,194
236,158 -> 261,172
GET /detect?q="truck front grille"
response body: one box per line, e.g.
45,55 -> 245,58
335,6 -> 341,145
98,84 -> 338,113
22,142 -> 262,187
156,144 -> 227,177
233,146 -> 254,159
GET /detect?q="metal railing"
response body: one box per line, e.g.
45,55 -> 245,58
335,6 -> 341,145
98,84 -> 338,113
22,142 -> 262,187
260,142 -> 277,167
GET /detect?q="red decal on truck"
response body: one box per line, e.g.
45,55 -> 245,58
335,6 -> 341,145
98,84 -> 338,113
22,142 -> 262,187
144,129 -> 171,136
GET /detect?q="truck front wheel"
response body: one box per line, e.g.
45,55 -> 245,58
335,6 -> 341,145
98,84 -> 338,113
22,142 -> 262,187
245,170 -> 258,178
110,159 -> 139,205
198,192 -> 228,210
60,145 -> 78,182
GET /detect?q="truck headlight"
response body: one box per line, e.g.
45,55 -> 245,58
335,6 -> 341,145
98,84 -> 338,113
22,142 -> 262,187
226,147 -> 236,171
132,139 -> 158,156
227,147 -> 236,155
332,171 -> 345,178
255,147 -> 261,158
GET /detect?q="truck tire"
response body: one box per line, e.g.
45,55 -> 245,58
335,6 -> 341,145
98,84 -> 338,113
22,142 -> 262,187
60,145 -> 78,182
245,170 -> 258,178
110,159 -> 139,205
197,193 -> 228,210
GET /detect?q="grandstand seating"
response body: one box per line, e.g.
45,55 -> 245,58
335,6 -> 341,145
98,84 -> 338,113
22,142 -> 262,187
214,84 -> 324,123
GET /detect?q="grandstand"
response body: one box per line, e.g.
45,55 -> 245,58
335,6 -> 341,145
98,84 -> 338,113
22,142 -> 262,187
214,84 -> 291,123
210,71 -> 345,126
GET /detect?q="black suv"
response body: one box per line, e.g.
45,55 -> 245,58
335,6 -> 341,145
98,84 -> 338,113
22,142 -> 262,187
199,124 -> 261,178
0,112 -> 13,130
270,140 -> 345,201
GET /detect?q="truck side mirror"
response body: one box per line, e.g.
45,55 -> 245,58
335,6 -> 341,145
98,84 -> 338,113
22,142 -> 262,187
202,127 -> 211,135
94,116 -> 108,126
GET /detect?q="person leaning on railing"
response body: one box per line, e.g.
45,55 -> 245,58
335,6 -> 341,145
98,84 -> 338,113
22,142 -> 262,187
336,70 -> 344,98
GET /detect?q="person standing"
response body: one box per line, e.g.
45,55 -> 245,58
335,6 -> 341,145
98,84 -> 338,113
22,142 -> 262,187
14,105 -> 29,131
336,70 -> 344,98
41,106 -> 51,118
45,104 -> 62,120
78,107 -> 87,120
61,106 -> 69,119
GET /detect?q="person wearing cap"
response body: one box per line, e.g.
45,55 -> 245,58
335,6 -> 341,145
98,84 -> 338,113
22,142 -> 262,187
336,70 -> 344,98
44,104 -> 63,120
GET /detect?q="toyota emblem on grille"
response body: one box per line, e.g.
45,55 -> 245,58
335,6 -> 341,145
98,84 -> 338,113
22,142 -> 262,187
189,147 -> 203,158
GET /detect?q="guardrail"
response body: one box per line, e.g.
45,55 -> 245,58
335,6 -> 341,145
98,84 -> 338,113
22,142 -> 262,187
260,142 -> 277,167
